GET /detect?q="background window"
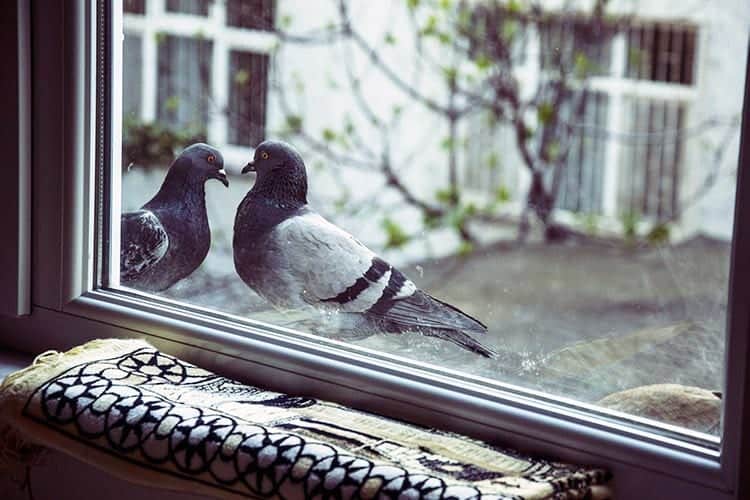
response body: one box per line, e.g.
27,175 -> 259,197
228,51 -> 269,147
157,35 -> 212,136
227,0 -> 275,31
626,23 -> 696,85
618,98 -> 684,220
165,0 -> 211,16
556,91 -> 609,214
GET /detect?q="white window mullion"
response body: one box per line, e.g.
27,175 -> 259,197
208,0 -> 228,146
601,33 -> 626,217
141,0 -> 164,122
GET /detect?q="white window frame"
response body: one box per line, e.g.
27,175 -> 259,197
2,2 -> 750,498
123,0 -> 276,166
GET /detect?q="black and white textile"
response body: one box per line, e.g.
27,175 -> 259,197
0,340 -> 611,499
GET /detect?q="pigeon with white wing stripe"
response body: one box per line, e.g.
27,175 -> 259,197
121,143 -> 228,292
233,140 -> 496,358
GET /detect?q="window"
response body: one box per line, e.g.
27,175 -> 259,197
122,0 -> 271,162
4,1 -> 750,498
165,0 -> 211,16
554,90 -> 609,214
626,23 -> 696,85
227,0 -> 275,31
618,97 -> 685,220
465,13 -> 698,227
228,50 -> 269,146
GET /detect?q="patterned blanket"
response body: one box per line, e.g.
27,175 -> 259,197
0,339 -> 611,499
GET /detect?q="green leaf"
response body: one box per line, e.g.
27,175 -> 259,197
285,114 -> 303,132
280,14 -> 293,29
439,0 -> 453,9
537,102 -> 555,124
486,151 -> 500,170
439,136 -> 455,150
502,20 -> 518,42
495,185 -> 511,203
646,223 -> 670,246
435,187 -> 458,204
382,218 -> 410,249
423,212 -> 442,229
574,52 -> 591,79
475,54 -> 492,70
545,141 -> 560,162
154,32 -> 167,44
322,128 -> 337,142
407,0 -> 420,10
164,95 -> 180,112
458,241 -> 475,257
384,32 -> 396,45
421,15 -> 438,36
442,66 -> 458,85
619,211 -> 639,240
234,69 -> 250,86
506,0 -> 522,14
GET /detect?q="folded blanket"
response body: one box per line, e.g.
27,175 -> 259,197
0,339 -> 611,499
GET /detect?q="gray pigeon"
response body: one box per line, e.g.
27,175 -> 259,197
233,140 -> 496,358
121,143 -> 228,292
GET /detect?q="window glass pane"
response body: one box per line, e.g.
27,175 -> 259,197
124,0 -> 145,15
117,0 -> 750,439
165,0 -> 211,16
123,34 -> 142,123
156,35 -> 212,136
626,23 -> 696,85
227,0 -> 275,30
228,51 -> 269,146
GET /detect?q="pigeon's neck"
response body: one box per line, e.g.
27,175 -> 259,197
249,171 -> 307,211
145,167 -> 207,213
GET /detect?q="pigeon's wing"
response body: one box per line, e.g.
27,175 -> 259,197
274,212 -> 494,357
271,212 -> 401,312
120,210 -> 169,281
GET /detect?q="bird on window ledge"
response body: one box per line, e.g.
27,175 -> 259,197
120,143 -> 228,292
233,140 -> 496,358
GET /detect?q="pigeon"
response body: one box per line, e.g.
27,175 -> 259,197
233,140 -> 496,358
121,143 -> 228,292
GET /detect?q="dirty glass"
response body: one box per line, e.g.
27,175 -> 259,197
118,0 -> 750,438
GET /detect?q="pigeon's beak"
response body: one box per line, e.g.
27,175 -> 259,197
210,168 -> 229,187
241,160 -> 256,174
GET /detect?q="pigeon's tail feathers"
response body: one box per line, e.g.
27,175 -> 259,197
365,289 -> 495,357
427,328 -> 498,359
368,289 -> 488,336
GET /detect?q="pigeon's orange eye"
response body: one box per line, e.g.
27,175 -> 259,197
261,151 -> 269,160
207,154 -> 216,164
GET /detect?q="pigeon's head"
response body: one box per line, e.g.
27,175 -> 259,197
242,140 -> 306,177
175,143 -> 229,187
242,140 -> 308,204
